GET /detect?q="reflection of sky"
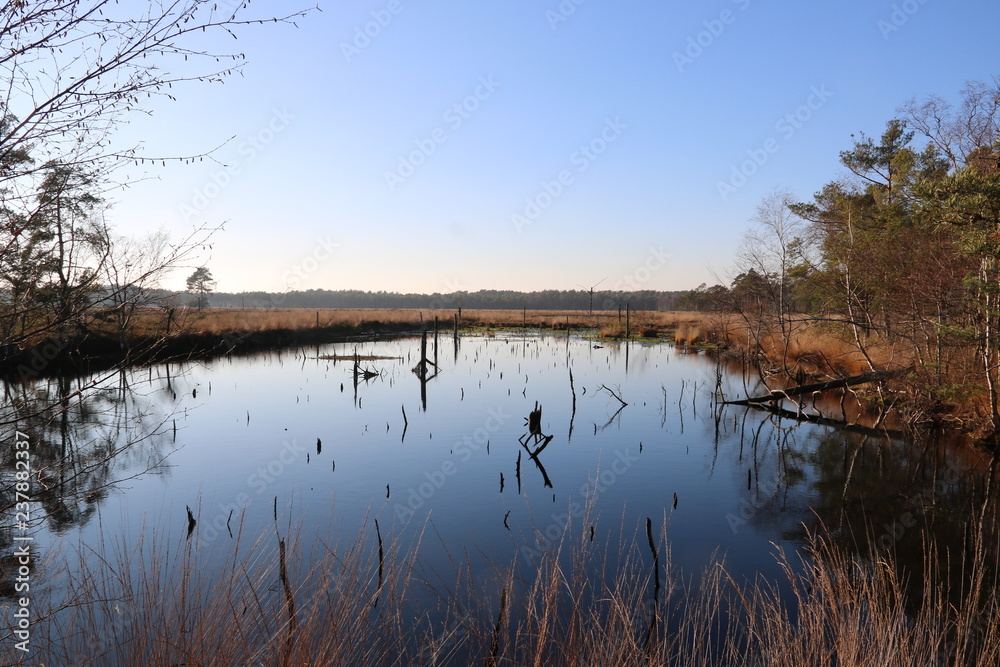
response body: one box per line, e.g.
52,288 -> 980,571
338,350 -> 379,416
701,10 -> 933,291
31,334 -> 983,601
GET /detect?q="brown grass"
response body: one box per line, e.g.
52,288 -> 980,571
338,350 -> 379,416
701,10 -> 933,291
123,308 -> 706,339
674,322 -> 706,346
11,506 -> 999,666
678,313 -> 909,377
698,312 -> 996,429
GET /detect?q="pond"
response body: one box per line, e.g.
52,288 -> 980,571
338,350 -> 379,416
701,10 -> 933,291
2,331 -> 997,661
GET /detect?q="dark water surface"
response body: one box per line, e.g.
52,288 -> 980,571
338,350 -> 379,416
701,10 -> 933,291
3,332 -> 997,656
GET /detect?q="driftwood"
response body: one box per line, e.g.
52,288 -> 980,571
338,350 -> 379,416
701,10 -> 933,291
723,368 -> 911,406
599,384 -> 628,407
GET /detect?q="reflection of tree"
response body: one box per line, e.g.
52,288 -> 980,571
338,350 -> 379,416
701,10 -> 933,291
734,415 -> 998,608
0,367 -> 177,594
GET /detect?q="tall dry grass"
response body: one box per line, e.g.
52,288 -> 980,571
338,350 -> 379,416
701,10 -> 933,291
126,308 -> 705,338
6,505 -> 1000,665
676,313 -> 909,378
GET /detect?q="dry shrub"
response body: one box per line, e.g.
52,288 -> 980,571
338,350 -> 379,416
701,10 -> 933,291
599,324 -> 627,338
731,525 -> 1000,667
674,323 -> 704,345
778,327 -> 901,377
705,315 -> 912,380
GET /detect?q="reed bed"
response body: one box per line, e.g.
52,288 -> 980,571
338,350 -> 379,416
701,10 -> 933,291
675,314 -> 907,376
125,308 -> 705,338
7,507 -> 999,665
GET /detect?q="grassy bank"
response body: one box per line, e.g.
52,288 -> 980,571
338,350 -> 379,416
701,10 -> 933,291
672,314 -> 899,377
669,311 -> 997,434
8,510 -> 999,665
1,308 -> 707,379
149,307 -> 704,339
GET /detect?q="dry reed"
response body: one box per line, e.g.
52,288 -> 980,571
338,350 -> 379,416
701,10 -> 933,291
699,314 -> 908,377
123,308 -> 705,339
5,503 -> 999,666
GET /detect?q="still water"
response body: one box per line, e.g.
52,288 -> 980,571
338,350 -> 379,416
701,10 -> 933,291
3,331 -> 997,654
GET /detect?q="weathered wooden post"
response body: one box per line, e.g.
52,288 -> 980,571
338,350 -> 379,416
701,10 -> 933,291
420,331 -> 427,371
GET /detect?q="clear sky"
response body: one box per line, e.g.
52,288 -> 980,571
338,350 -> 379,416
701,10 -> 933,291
106,0 -> 1000,296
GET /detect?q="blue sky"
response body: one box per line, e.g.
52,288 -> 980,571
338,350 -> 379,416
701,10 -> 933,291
107,0 -> 1000,295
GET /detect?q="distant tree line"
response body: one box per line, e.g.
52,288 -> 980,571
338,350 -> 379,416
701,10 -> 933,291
207,289 -> 690,312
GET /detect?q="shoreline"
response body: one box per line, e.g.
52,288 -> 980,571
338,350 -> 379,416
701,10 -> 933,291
1,307 -> 701,381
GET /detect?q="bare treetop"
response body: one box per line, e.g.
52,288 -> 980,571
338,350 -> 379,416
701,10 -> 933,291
0,0 -> 315,192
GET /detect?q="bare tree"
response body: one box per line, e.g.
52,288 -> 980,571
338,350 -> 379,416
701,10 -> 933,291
733,188 -> 811,375
900,78 -> 1000,171
0,1 -> 314,356
99,225 -> 196,349
0,3 -> 318,643
0,1 -> 315,193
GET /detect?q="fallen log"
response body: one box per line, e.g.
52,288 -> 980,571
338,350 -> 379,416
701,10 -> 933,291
739,401 -> 910,439
723,367 -> 912,406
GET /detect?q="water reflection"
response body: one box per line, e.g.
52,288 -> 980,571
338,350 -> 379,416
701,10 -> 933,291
412,330 -> 440,411
0,366 -> 178,598
519,401 -> 554,488
1,334 -> 997,620
723,397 -> 998,608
